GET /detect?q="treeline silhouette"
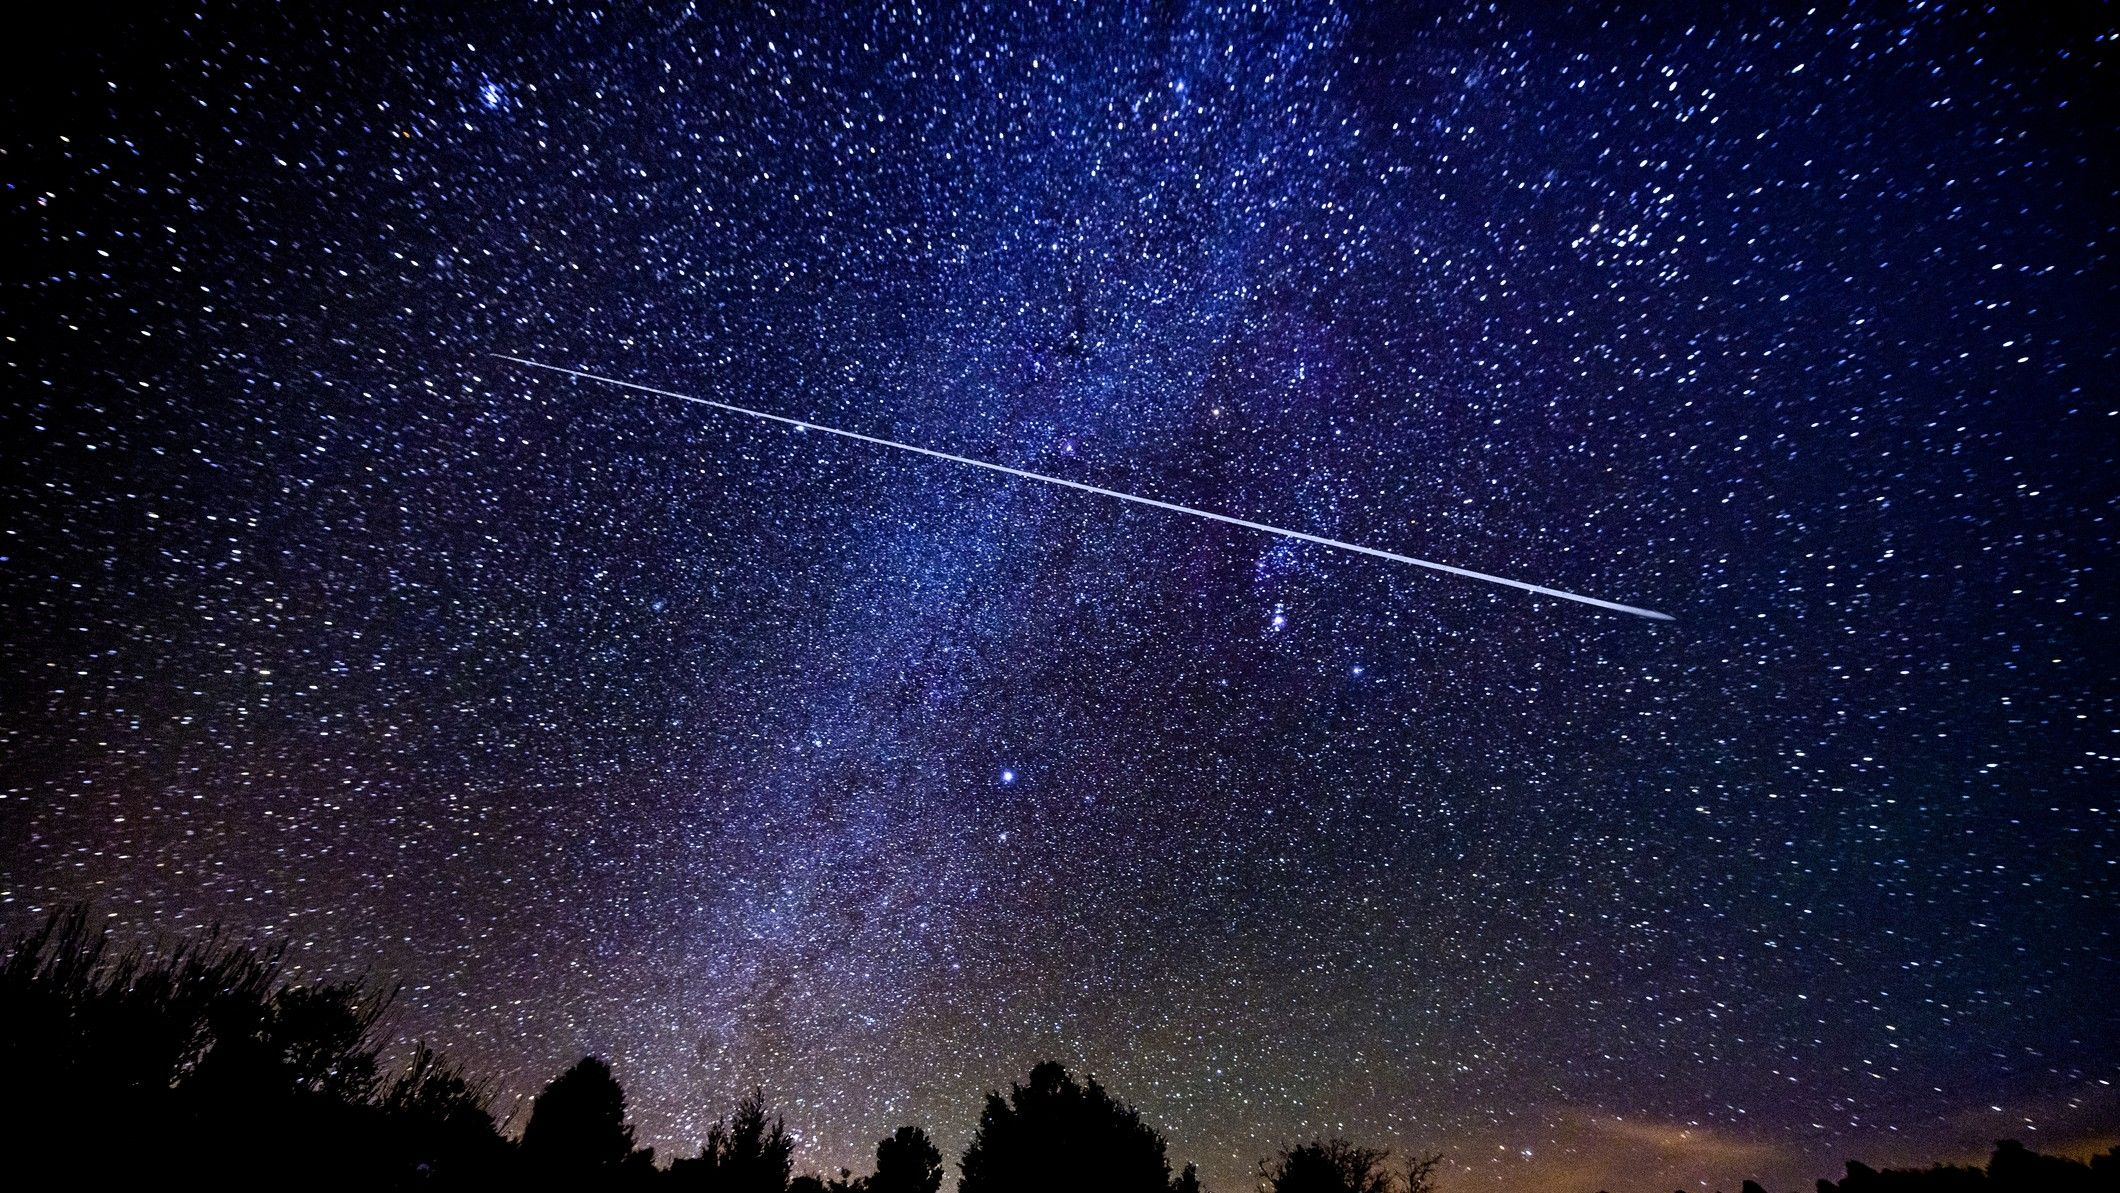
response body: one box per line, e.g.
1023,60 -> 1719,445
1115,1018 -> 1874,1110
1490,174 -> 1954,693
3,909 -> 2112,1192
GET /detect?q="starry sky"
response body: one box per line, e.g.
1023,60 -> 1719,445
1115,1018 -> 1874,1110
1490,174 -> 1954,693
2,4 -> 2113,1190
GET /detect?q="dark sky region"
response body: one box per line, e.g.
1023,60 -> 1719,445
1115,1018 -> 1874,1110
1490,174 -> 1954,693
2,4 -> 2112,1190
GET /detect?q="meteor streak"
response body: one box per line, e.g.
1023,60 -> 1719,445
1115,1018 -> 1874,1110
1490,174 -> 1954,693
491,354 -> 1674,621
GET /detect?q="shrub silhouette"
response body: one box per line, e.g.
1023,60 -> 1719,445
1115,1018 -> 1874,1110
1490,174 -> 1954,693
958,1060 -> 1177,1193
380,1041 -> 511,1184
0,906 -> 503,1188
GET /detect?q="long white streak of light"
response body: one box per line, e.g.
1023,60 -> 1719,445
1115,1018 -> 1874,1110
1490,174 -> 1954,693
491,353 -> 1675,621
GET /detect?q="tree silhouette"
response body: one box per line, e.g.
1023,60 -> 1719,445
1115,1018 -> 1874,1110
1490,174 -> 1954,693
870,1125 -> 945,1193
1404,1150 -> 1442,1193
10,908 -> 2118,1193
1816,1139 -> 2119,1192
520,1055 -> 644,1182
1264,1138 -> 1394,1193
669,1087 -> 793,1192
1261,1138 -> 1444,1193
958,1060 -> 1175,1193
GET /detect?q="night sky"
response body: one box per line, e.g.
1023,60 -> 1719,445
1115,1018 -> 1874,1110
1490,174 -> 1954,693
3,4 -> 2113,1191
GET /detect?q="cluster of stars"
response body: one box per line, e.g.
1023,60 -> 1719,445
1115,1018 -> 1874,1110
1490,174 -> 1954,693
2,4 -> 2112,1192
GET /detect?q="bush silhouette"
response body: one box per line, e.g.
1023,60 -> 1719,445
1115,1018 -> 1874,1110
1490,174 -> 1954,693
0,906 -> 503,1188
958,1060 -> 1177,1193
380,1041 -> 511,1184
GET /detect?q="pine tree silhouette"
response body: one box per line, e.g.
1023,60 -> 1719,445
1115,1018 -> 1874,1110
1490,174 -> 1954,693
669,1087 -> 793,1192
